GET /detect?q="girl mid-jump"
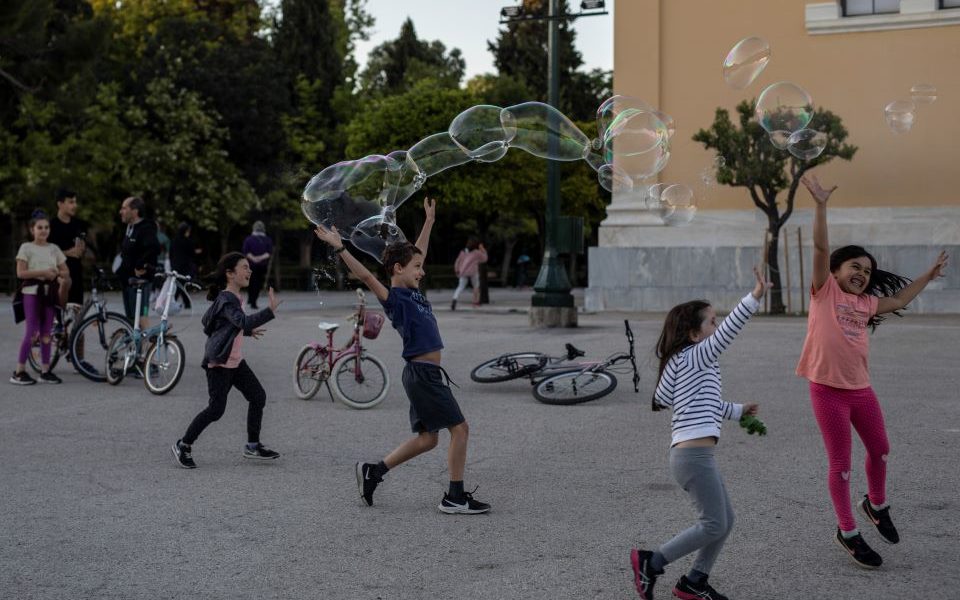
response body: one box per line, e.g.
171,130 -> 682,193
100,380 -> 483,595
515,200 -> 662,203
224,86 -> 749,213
797,175 -> 948,569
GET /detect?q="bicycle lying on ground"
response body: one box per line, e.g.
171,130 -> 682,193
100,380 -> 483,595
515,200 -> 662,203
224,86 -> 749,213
104,272 -> 190,394
470,320 -> 640,405
28,267 -> 133,382
292,288 -> 390,409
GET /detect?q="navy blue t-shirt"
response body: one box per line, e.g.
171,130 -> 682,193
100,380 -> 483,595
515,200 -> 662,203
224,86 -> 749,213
379,287 -> 444,359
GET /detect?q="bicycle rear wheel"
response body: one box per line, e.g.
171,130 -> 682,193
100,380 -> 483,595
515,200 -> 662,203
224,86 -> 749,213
69,312 -> 133,382
27,332 -> 63,374
293,345 -> 327,400
331,353 -> 389,409
533,370 -> 618,405
470,352 -> 547,383
144,336 -> 185,395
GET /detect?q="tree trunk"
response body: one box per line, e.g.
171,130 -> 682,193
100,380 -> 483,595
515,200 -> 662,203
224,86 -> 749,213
500,238 -> 516,286
765,224 -> 785,314
220,225 -> 231,257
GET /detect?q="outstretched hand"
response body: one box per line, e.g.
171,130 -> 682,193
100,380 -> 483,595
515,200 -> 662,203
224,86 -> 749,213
927,250 -> 949,280
314,224 -> 343,249
251,327 -> 266,339
423,197 -> 436,221
801,174 -> 837,205
751,265 -> 771,300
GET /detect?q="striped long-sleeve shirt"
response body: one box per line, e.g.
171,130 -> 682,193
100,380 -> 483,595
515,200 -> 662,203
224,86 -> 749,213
654,293 -> 761,446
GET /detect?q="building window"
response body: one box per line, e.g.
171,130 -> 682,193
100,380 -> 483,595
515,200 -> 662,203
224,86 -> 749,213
942,0 -> 960,8
843,0 -> 900,14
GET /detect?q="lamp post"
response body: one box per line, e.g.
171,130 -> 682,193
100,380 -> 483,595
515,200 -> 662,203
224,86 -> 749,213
500,0 -> 608,327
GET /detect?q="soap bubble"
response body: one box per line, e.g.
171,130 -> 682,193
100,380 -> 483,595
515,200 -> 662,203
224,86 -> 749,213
448,105 -> 510,159
601,108 -> 671,179
501,102 -> 591,161
884,100 -> 915,134
658,184 -> 696,225
653,111 -> 676,139
596,95 -> 655,138
645,182 -> 666,208
768,130 -> 791,150
723,36 -> 771,90
910,83 -> 937,105
756,82 -> 813,133
407,132 -> 474,178
787,129 -> 827,160
596,164 -> 633,194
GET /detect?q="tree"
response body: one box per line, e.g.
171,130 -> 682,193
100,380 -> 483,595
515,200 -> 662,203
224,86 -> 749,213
693,100 -> 857,314
358,18 -> 465,96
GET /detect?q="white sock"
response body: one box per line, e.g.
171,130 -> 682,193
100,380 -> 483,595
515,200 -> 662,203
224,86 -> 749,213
841,528 -> 859,539
870,501 -> 888,511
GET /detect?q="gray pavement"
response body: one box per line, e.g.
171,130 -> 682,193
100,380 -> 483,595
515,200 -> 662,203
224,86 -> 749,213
2,289 -> 959,600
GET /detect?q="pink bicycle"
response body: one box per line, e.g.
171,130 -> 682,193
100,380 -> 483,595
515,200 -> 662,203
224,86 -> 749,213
292,288 -> 390,409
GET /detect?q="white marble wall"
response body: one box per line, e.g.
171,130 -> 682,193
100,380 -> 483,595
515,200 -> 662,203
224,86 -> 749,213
587,207 -> 960,313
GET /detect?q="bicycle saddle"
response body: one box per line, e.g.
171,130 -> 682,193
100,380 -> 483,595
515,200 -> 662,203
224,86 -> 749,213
317,321 -> 340,332
565,343 -> 585,360
128,277 -> 150,287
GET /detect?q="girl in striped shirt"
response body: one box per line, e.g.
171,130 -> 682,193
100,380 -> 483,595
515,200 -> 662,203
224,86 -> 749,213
630,267 -> 767,600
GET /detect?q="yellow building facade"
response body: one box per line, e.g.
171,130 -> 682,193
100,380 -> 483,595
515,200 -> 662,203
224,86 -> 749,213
587,0 -> 960,313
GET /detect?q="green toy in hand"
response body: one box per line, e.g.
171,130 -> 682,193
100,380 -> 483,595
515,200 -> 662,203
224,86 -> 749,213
740,413 -> 767,436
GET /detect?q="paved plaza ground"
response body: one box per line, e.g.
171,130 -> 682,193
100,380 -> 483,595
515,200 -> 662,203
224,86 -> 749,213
2,288 -> 959,600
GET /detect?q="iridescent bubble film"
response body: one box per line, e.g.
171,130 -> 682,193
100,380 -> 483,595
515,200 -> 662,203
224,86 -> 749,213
756,82 -> 813,134
722,37 -> 771,90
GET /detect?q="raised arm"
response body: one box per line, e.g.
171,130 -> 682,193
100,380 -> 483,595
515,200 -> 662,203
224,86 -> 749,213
314,225 -> 389,302
876,250 -> 948,314
414,197 -> 436,259
802,174 -> 837,292
692,266 -> 767,365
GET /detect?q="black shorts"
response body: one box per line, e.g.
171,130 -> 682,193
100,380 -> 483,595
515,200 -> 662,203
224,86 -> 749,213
401,361 -> 465,433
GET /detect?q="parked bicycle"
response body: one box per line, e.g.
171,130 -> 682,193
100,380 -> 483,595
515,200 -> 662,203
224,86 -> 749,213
471,320 -> 640,405
104,272 -> 189,394
27,267 -> 133,382
292,288 -> 390,409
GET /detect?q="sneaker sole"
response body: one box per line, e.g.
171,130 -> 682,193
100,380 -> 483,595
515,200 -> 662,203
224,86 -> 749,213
833,534 -> 881,569
243,453 -> 279,460
857,500 -> 898,545
9,379 -> 36,385
171,444 -> 196,469
39,379 -> 62,384
438,503 -> 490,515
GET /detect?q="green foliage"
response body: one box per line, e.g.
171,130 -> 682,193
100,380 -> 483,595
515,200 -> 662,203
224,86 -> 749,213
359,18 -> 465,96
739,413 -> 767,436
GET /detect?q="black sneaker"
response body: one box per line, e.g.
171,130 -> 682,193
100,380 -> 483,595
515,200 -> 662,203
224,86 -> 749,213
172,440 -> 197,469
835,528 -> 882,569
39,372 -> 62,384
672,575 -> 729,600
438,488 -> 490,514
10,371 -> 37,385
629,548 -> 660,600
355,462 -> 382,506
243,443 -> 280,460
858,495 -> 900,544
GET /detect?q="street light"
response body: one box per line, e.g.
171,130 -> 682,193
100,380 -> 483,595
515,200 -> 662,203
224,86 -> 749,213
499,0 -> 608,327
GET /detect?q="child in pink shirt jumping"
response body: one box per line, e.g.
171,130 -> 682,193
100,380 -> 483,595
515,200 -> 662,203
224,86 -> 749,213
797,175 -> 948,569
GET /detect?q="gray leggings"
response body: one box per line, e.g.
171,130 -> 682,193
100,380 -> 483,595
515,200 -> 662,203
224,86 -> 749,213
658,446 -> 735,575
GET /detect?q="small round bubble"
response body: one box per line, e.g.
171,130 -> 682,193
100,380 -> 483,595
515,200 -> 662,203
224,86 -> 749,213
658,184 -> 696,226
756,82 -> 813,134
786,129 -> 827,161
884,100 -> 915,134
909,83 -> 937,105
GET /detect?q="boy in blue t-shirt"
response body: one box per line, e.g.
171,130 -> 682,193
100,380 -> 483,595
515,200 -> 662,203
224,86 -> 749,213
314,198 -> 490,515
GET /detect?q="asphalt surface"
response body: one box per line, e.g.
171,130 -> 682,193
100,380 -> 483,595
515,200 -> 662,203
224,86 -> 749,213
2,288 -> 959,600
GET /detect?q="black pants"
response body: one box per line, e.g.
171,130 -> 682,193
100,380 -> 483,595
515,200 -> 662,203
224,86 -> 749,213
248,264 -> 268,308
183,360 -> 266,444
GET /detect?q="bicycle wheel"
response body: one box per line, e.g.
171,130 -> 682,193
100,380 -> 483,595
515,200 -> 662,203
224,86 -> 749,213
470,352 -> 548,383
105,329 -> 133,385
69,312 -> 133,382
27,331 -> 63,374
331,353 -> 389,409
144,336 -> 185,395
293,345 -> 327,400
533,370 -> 618,405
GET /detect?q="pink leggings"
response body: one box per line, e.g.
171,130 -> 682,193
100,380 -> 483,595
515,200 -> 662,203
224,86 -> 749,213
18,293 -> 56,366
809,382 -> 890,532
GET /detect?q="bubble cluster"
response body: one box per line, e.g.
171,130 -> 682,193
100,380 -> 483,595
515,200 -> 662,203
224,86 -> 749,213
722,37 -> 771,90
303,97 -> 674,260
884,83 -> 937,134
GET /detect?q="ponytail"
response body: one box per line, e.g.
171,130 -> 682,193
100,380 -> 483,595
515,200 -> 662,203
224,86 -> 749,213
207,252 -> 246,301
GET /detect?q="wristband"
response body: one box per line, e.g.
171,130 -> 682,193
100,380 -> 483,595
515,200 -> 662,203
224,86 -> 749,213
334,246 -> 346,254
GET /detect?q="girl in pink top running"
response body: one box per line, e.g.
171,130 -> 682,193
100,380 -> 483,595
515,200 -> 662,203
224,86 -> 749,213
796,175 -> 948,570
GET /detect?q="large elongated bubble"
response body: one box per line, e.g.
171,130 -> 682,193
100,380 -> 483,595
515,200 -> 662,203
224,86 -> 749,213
302,96 -> 672,261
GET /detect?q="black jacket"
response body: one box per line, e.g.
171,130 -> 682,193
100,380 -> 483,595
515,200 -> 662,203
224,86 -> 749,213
201,291 -> 275,367
117,219 -> 160,281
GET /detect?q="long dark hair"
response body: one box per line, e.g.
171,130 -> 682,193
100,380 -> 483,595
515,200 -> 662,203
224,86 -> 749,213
830,245 -> 911,329
652,300 -> 710,411
207,251 -> 246,301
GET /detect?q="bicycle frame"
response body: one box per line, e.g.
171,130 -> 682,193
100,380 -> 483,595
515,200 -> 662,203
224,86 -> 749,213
122,272 -> 188,371
533,321 -> 640,392
307,289 -> 369,382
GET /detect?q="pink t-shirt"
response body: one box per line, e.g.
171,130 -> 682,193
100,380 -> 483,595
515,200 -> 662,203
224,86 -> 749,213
796,275 -> 879,390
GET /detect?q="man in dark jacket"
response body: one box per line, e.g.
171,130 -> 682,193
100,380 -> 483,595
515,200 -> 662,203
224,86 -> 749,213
117,196 -> 160,327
